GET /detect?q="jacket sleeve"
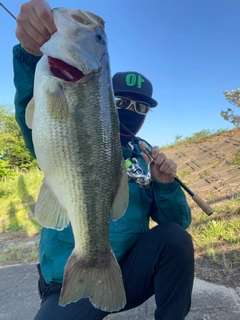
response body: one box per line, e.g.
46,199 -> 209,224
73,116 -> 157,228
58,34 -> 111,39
151,180 -> 192,229
13,44 -> 41,158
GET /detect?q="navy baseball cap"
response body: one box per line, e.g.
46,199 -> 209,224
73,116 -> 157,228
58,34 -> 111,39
112,71 -> 158,108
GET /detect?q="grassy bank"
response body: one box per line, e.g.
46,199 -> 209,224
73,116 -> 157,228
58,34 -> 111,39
0,167 -> 43,236
188,195 -> 240,263
0,133 -> 240,286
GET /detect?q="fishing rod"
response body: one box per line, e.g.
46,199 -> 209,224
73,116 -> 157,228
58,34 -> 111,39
120,122 -> 214,216
0,2 -> 16,19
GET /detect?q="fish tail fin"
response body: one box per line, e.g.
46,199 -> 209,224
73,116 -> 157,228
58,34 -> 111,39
59,250 -> 126,312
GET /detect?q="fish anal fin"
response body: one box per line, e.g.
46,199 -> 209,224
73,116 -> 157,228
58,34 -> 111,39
59,250 -> 126,312
25,98 -> 35,129
47,86 -> 69,121
111,160 -> 129,221
35,178 -> 69,230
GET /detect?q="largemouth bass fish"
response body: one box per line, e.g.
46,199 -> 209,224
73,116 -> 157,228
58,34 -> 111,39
26,7 -> 128,312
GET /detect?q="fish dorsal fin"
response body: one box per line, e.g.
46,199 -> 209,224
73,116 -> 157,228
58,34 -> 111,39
111,160 -> 129,221
47,87 -> 69,121
25,98 -> 35,129
35,178 -> 69,230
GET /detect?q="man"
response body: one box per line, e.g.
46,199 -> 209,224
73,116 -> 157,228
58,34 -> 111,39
13,1 -> 194,319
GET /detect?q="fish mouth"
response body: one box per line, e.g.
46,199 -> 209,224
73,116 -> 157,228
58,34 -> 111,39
48,57 -> 85,82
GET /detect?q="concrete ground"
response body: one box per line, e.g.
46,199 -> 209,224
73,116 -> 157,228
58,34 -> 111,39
0,263 -> 240,320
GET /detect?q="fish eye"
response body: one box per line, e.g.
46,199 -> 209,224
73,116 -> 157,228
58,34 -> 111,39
96,34 -> 104,43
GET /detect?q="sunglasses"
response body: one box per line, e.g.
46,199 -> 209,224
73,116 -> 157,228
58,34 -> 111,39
115,96 -> 151,115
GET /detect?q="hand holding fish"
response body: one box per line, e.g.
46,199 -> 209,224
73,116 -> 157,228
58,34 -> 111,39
16,0 -> 56,56
142,146 -> 177,183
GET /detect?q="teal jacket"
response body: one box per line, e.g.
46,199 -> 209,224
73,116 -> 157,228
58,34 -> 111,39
13,44 -> 192,284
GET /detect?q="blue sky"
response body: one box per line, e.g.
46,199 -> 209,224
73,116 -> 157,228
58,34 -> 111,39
1,0 -> 239,146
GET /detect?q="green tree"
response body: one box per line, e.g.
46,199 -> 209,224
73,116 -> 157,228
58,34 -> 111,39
221,89 -> 240,127
0,105 -> 36,178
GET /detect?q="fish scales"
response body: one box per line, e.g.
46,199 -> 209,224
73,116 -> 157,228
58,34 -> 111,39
25,7 -> 128,312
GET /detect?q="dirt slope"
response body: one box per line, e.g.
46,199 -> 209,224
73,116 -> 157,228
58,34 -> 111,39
164,128 -> 240,288
164,128 -> 240,211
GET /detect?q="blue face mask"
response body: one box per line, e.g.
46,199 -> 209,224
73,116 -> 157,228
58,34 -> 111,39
117,109 -> 146,147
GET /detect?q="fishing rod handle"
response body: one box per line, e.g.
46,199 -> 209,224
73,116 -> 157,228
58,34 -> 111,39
174,176 -> 214,215
192,194 -> 214,216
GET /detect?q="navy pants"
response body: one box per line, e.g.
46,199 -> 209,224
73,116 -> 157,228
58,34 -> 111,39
34,223 -> 194,320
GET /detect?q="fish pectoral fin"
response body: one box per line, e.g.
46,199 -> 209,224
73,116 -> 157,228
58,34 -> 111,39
35,178 -> 69,230
47,87 -> 69,121
59,249 -> 126,312
25,98 -> 35,129
111,160 -> 129,221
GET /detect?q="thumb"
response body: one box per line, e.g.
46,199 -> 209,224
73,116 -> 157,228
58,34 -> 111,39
141,152 -> 152,164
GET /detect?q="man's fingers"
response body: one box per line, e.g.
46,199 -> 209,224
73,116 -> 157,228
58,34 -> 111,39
159,161 -> 176,177
15,0 -> 56,55
30,0 -> 56,35
16,19 -> 48,54
151,146 -> 160,159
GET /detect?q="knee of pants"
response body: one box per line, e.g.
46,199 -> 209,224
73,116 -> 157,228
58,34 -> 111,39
150,222 -> 194,260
